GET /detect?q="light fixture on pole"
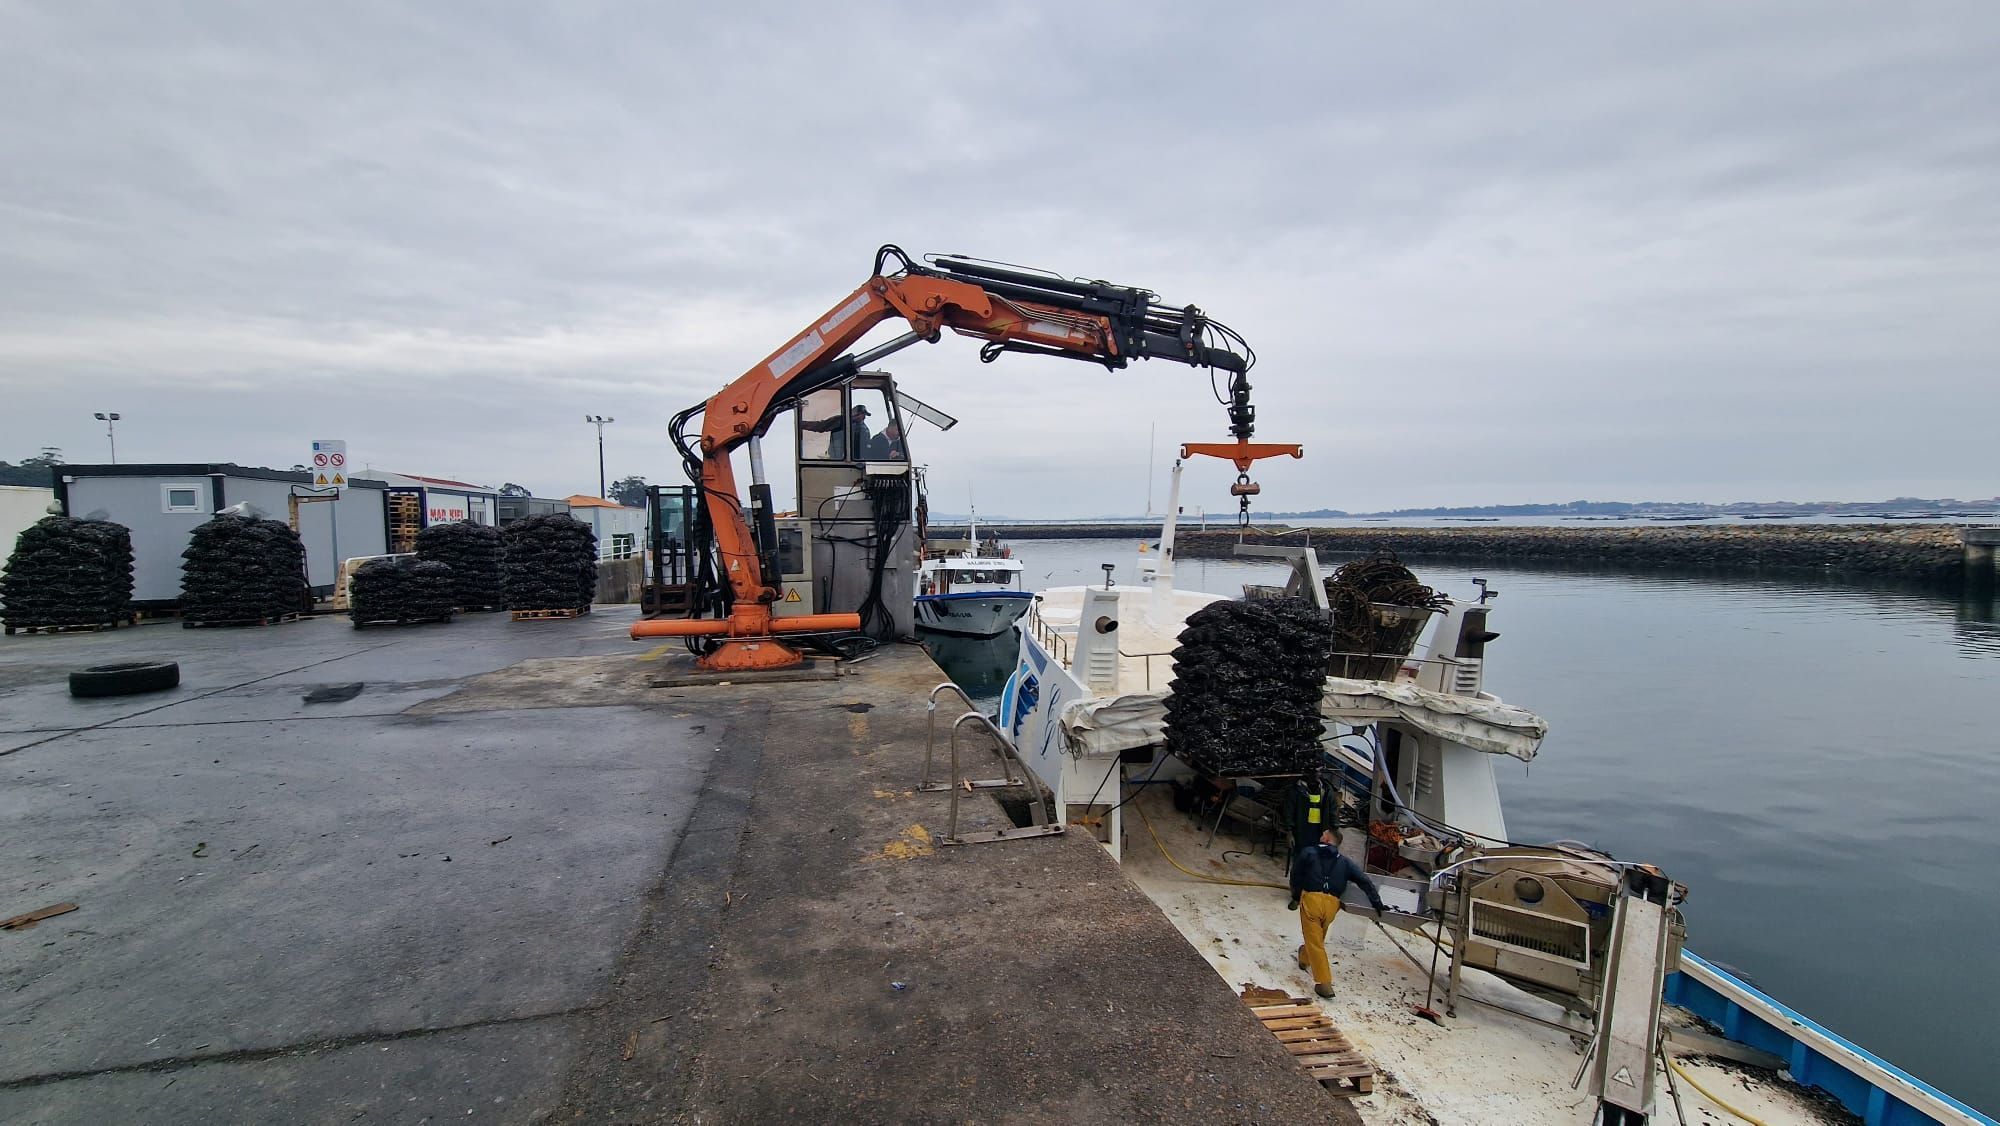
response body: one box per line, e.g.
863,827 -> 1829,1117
92,413 -> 121,463
584,415 -> 615,498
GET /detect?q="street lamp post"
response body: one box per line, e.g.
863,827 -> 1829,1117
584,415 -> 615,498
93,412 -> 121,463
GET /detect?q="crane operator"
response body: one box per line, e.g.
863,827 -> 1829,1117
801,403 -> 872,460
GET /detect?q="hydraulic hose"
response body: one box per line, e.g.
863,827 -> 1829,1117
1133,801 -> 1288,891
1665,1057 -> 1772,1126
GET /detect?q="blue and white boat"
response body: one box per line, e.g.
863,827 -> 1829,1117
914,516 -> 1033,637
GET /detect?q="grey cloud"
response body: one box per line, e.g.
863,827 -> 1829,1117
2,3 -> 1997,511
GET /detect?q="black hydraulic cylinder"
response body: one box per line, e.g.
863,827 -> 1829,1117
748,482 -> 780,599
928,256 -> 1114,300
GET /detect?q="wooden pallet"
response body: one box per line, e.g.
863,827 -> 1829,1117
352,614 -> 453,629
509,607 -> 581,621
183,613 -> 300,629
4,618 -> 133,636
1242,988 -> 1376,1097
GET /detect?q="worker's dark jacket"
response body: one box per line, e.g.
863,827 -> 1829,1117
1290,844 -> 1387,911
1284,780 -> 1333,849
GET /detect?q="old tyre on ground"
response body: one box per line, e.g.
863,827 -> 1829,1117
68,660 -> 181,698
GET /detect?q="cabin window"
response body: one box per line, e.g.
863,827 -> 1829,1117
162,484 -> 204,513
798,384 -> 907,463
849,386 -> 905,462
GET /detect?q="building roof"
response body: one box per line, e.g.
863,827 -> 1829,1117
380,471 -> 497,493
565,494 -> 640,510
55,463 -> 389,489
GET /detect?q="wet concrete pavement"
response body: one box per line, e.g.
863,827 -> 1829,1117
2,611 -> 707,1122
1,610 -> 1353,1123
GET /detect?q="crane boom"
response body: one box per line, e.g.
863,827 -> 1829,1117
635,245 -> 1301,671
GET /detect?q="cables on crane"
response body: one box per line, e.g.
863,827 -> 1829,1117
855,471 -> 912,640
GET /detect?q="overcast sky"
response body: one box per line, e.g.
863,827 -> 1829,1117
2,3 -> 1996,516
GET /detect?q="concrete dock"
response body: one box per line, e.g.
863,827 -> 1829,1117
0,610 -> 1350,1123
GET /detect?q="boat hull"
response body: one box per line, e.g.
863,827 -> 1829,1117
914,591 -> 1034,637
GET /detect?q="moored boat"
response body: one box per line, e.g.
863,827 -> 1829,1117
915,514 -> 1033,637
976,491 -> 1991,1125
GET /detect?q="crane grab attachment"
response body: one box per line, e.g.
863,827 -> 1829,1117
638,245 -> 1303,671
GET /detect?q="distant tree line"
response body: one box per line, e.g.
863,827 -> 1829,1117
0,449 -> 63,488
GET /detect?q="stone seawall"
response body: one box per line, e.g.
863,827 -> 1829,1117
1172,523 -> 1968,582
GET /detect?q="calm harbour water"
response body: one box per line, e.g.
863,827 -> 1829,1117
921,538 -> 2000,1114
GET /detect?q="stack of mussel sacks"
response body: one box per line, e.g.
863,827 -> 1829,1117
414,520 -> 503,611
179,512 -> 308,626
1164,595 -> 1334,776
1,516 -> 136,630
501,513 -> 597,612
1324,551 -> 1447,680
348,557 -> 457,627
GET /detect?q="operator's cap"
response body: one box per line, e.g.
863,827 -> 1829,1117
852,404 -> 871,416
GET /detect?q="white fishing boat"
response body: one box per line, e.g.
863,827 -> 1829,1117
914,514 -> 1033,637
973,459 -> 1988,1126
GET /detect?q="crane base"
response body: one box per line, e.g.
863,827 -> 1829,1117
698,638 -> 809,672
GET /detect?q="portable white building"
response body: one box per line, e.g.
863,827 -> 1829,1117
56,464 -> 498,606
1,485 -> 55,549
565,495 -> 647,559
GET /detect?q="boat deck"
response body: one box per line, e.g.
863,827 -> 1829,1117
1029,584 -> 1222,694
1119,786 -> 1850,1126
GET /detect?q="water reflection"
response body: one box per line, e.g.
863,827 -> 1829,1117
1957,588 -> 2000,657
915,628 -> 1015,710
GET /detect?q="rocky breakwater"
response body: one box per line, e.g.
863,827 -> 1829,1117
1176,523 -> 1969,582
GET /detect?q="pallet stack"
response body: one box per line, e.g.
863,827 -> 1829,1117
501,513 -> 597,618
178,513 -> 308,627
414,520 -> 504,611
1,516 -> 136,635
348,557 -> 457,628
1164,597 -> 1334,776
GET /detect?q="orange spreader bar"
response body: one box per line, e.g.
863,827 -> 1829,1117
1179,441 -> 1305,472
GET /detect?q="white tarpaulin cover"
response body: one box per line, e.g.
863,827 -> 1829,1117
1319,677 -> 1545,761
1057,692 -> 1170,756
1057,680 -> 1547,762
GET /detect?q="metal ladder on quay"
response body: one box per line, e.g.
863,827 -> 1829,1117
920,682 -> 1064,847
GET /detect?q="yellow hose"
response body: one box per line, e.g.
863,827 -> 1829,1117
1667,1055 -> 1772,1126
1133,801 -> 1289,890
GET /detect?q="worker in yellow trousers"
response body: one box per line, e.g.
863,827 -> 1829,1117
1288,828 -> 1388,998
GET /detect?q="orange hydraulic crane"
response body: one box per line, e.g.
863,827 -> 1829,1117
632,246 -> 1302,671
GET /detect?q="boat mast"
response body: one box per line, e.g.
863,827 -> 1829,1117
1145,421 -> 1156,516
1147,458 -> 1183,627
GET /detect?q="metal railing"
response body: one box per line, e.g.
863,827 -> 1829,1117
920,682 -> 1018,792
941,711 -> 1063,847
1117,646 -> 1176,690
1024,600 -> 1071,668
1327,651 -> 1461,683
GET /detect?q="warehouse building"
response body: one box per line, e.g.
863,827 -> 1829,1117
54,464 -> 499,606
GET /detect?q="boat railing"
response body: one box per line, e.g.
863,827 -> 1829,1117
942,710 -> 1064,846
920,682 -> 1019,792
1108,649 -> 1464,691
1117,646 -> 1176,691
1328,650 -> 1461,683
1025,600 -> 1072,668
